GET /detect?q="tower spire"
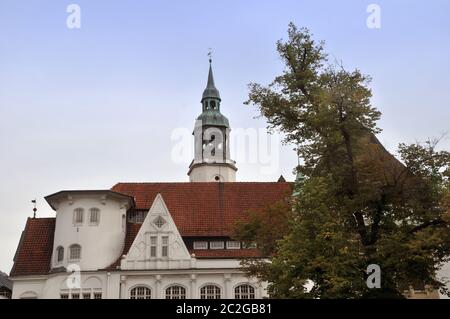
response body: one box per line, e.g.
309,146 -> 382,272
202,52 -> 220,102
188,56 -> 237,182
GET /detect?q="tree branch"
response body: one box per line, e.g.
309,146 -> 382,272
409,219 -> 447,234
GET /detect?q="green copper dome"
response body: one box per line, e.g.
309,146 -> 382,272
196,109 -> 229,128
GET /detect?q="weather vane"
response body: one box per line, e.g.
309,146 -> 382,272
208,48 -> 213,63
31,199 -> 37,218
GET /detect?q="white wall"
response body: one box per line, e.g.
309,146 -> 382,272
188,164 -> 236,182
11,268 -> 267,299
51,193 -> 129,271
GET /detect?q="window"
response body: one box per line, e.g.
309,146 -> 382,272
130,286 -> 151,299
162,236 -> 169,257
210,100 -> 216,109
210,241 -> 224,249
73,208 -> 84,225
93,293 -> 102,299
150,236 -> 157,257
89,208 -> 100,225
71,293 -> 80,299
193,241 -> 208,250
128,210 -> 147,223
226,241 -> 240,250
56,246 -> 64,262
83,293 -> 91,299
69,244 -> 81,260
153,216 -> 166,228
234,284 -> 255,299
200,285 -> 221,299
165,286 -> 186,299
60,294 -> 69,299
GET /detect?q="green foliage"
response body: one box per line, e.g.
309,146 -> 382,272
236,23 -> 450,298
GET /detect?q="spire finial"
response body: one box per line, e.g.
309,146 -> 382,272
31,199 -> 37,218
208,48 -> 213,64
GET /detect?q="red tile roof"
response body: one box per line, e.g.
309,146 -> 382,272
111,182 -> 292,237
10,218 -> 55,277
12,182 -> 292,276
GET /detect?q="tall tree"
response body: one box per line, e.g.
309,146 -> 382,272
235,23 -> 450,298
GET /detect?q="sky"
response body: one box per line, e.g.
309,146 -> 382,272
0,0 -> 449,273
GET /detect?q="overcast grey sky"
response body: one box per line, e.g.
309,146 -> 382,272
1,0 -> 449,273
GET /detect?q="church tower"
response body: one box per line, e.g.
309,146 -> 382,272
187,59 -> 237,182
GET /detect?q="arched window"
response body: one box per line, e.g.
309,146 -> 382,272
73,208 -> 84,225
69,244 -> 81,260
234,284 -> 255,299
165,285 -> 186,299
210,100 -> 216,109
130,286 -> 151,299
56,246 -> 64,262
200,285 -> 221,299
89,208 -> 100,225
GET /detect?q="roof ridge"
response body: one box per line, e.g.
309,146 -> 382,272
113,181 -> 292,185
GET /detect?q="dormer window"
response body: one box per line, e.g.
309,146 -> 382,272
210,241 -> 225,249
89,208 -> 100,225
73,208 -> 84,225
193,241 -> 208,250
226,241 -> 241,249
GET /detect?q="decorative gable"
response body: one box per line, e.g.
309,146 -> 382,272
121,194 -> 192,270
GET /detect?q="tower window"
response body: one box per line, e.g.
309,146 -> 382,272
56,246 -> 64,262
89,208 -> 100,225
69,244 -> 81,260
73,208 -> 84,225
210,100 -> 216,109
